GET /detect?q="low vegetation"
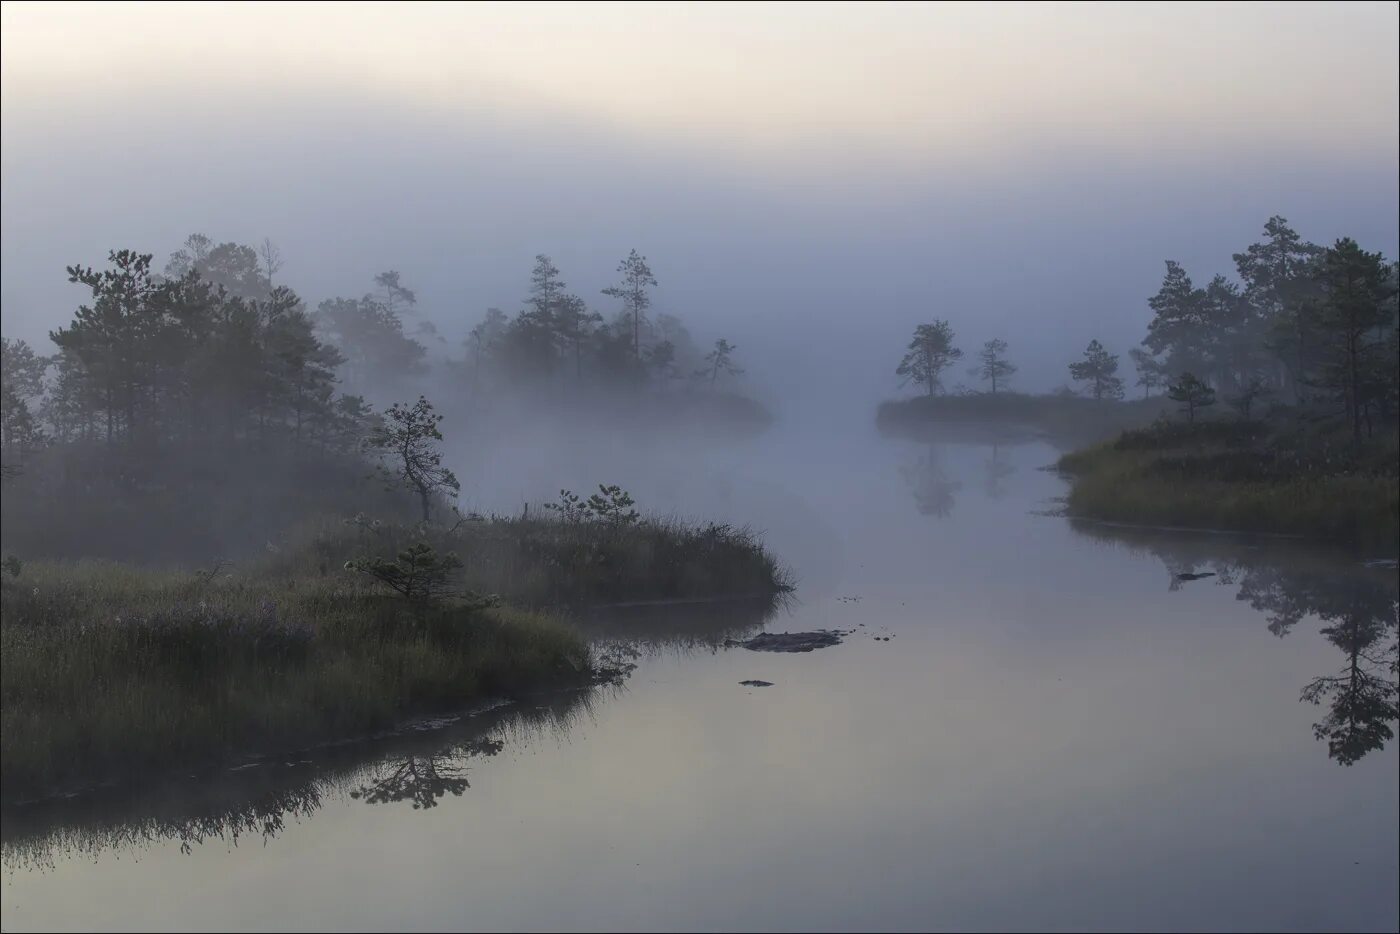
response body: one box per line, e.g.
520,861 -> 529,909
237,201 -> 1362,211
877,391 -> 1167,448
1058,418 -> 1399,547
0,248 -> 790,802
0,494 -> 791,803
271,504 -> 793,609
883,218 -> 1398,547
0,559 -> 589,801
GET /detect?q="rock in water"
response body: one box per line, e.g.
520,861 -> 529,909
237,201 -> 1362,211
731,630 -> 849,653
739,680 -> 774,687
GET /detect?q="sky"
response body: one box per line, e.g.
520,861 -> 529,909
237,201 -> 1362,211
2,0 -> 1397,406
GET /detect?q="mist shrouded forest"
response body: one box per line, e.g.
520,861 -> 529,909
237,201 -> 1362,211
876,217 -> 1399,545
1,4 -> 1397,929
885,217 -> 1398,430
0,235 -> 766,561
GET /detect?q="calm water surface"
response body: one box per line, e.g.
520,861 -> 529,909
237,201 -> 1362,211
3,429 -> 1397,932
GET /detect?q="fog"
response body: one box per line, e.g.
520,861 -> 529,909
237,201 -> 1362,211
3,6 -> 1400,930
4,3 -> 1398,429
2,3 -> 1397,568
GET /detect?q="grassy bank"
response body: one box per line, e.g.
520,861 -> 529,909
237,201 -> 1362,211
876,392 -> 1167,448
1,511 -> 791,801
1057,419 -> 1400,548
267,513 -> 793,608
0,561 -> 589,801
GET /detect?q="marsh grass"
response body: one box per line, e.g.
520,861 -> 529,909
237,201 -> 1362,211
1,511 -> 790,801
1058,418 -> 1400,547
2,688 -> 601,868
267,513 -> 794,608
0,562 -> 588,801
876,392 -> 1168,448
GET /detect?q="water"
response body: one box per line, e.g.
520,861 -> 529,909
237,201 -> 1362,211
3,429 -> 1397,933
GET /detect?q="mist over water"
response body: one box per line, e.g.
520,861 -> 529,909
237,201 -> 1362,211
6,438 -> 1397,931
4,5 -> 1399,409
2,3 -> 1398,931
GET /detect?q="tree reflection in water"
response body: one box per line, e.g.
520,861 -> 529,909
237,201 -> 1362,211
981,443 -> 1015,500
1072,519 -> 1399,766
900,444 -> 961,518
0,591 -> 779,868
351,738 -> 503,809
2,692 -> 593,869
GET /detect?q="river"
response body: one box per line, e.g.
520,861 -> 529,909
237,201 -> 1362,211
3,425 -> 1397,932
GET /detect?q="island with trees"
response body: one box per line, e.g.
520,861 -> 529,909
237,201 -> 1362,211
1059,219 -> 1398,546
877,321 -> 1166,447
455,251 -> 772,439
878,217 -> 1398,547
0,240 -> 791,803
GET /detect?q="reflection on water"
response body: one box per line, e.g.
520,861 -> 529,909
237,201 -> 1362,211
1,689 -> 601,871
3,438 -> 1396,931
981,442 -> 1015,500
1071,519 -> 1400,766
899,444 -> 961,517
2,769 -> 327,870
901,440 -> 1016,513
350,738 -> 503,810
1,597 -> 787,872
575,594 -> 788,655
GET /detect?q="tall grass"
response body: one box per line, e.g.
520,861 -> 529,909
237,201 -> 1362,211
263,513 -> 794,608
1057,418 -> 1400,547
0,562 -> 588,801
1,511 -> 791,801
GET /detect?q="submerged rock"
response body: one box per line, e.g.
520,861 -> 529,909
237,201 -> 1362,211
1176,572 -> 1217,582
739,680 -> 774,687
729,630 -> 850,653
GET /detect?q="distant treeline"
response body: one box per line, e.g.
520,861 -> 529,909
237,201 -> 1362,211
1,242 -> 390,560
0,236 -> 759,559
890,217 -> 1399,442
459,252 -> 749,403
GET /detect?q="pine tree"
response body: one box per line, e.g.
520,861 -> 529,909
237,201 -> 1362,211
315,293 -> 427,396
1233,217 -> 1325,404
1128,347 -> 1166,399
1167,372 -> 1216,422
366,395 -> 459,523
1068,340 -> 1124,401
897,321 -> 962,397
601,250 -> 657,370
1308,239 -> 1395,442
975,338 -> 1016,394
698,338 -> 743,389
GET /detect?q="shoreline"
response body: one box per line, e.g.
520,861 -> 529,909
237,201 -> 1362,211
1,515 -> 792,804
1054,422 -> 1399,550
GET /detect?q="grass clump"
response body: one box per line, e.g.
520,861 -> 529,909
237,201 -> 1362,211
1058,417 -> 1399,547
0,561 -> 588,802
0,488 -> 791,801
269,507 -> 793,609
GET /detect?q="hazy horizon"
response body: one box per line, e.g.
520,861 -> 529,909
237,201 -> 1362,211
2,6 -> 1398,931
3,1 -> 1398,408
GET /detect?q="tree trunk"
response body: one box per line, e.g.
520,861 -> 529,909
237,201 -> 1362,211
1348,331 -> 1362,443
